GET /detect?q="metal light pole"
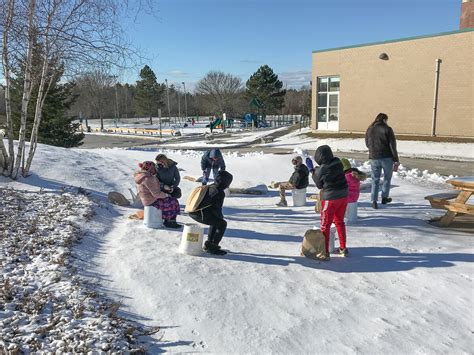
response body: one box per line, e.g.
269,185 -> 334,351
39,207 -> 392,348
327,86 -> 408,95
165,79 -> 171,126
182,81 -> 188,121
177,84 -> 181,125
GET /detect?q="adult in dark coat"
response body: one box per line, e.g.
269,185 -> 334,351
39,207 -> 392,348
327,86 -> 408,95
189,170 -> 233,255
155,154 -> 182,199
200,148 -> 226,185
276,156 -> 309,207
365,113 -> 400,209
312,145 -> 349,259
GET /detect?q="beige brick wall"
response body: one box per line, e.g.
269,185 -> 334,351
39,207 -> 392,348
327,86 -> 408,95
311,30 -> 474,137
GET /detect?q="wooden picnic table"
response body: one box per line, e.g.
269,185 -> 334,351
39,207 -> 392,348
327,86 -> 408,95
425,176 -> 474,227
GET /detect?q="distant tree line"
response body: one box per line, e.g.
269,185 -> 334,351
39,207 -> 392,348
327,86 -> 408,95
0,62 -> 311,150
66,64 -> 312,125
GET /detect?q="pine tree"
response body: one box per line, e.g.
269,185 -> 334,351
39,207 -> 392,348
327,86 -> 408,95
134,65 -> 164,124
11,67 -> 84,148
245,65 -> 286,115
38,81 -> 84,147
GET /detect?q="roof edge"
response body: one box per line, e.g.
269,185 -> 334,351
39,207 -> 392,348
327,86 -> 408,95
312,28 -> 474,54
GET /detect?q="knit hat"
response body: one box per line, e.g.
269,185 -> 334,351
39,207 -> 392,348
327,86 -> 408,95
138,161 -> 155,171
292,156 -> 303,165
340,158 -> 351,172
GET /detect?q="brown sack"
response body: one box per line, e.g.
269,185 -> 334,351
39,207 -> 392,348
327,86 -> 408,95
301,229 -> 326,259
108,191 -> 131,206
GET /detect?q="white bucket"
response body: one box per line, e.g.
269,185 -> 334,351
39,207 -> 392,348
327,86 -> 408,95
143,205 -> 163,229
345,202 -> 358,224
178,224 -> 204,255
292,188 -> 307,207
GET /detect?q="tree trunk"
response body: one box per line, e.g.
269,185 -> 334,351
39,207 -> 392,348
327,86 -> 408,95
1,0 -> 16,175
12,0 -> 36,179
24,60 -> 52,177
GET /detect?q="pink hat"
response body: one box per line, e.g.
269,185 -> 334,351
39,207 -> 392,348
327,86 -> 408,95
138,161 -> 155,171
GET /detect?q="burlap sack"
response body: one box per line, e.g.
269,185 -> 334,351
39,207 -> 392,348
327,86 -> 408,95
301,229 -> 326,259
108,191 -> 130,206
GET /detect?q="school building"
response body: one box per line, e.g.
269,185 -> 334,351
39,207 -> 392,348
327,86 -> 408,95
311,0 -> 474,137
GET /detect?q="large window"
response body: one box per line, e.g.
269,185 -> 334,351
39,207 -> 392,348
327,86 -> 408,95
317,76 -> 340,123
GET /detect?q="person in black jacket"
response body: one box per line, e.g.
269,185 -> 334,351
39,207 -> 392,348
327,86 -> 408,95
189,170 -> 233,255
200,148 -> 226,185
276,156 -> 309,207
312,145 -> 349,260
365,113 -> 400,209
155,154 -> 182,199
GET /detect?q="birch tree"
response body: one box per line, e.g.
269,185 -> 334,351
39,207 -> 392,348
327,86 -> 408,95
1,0 -> 154,178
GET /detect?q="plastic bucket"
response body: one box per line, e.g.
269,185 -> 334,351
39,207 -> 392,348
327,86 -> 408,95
143,206 -> 163,229
292,188 -> 307,207
345,202 -> 358,224
178,224 -> 204,255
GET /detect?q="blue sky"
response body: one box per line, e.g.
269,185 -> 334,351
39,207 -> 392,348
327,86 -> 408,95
122,0 -> 461,90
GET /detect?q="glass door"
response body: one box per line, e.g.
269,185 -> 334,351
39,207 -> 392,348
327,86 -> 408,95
316,76 -> 339,131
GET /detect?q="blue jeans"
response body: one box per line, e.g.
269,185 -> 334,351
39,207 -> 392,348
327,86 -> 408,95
370,158 -> 394,202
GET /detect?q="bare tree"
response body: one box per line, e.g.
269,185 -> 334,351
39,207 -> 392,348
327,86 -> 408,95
195,71 -> 243,115
74,70 -> 116,130
1,0 -> 155,178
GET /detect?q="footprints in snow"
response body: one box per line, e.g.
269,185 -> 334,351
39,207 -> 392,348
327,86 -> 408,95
191,317 -> 207,350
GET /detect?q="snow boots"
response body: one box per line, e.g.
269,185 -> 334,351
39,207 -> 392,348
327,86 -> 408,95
163,219 -> 182,229
276,199 -> 288,207
203,241 -> 227,255
382,197 -> 392,204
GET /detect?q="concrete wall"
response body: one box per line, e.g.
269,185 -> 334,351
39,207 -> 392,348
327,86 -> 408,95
311,30 -> 474,137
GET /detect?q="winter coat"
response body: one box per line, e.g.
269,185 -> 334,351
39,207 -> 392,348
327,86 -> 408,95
289,163 -> 309,189
156,162 -> 180,188
312,145 -> 348,201
189,170 -> 233,221
345,168 -> 366,203
365,120 -> 399,162
201,149 -> 226,171
134,170 -> 168,206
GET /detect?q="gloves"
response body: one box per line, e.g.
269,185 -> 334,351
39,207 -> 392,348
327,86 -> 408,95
305,157 -> 314,171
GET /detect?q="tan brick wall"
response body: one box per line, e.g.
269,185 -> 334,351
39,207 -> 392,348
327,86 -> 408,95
311,30 -> 474,137
460,0 -> 474,29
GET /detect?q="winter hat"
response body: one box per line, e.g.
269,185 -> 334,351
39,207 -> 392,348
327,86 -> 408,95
340,158 -> 351,172
292,156 -> 303,165
209,149 -> 219,159
138,161 -> 155,171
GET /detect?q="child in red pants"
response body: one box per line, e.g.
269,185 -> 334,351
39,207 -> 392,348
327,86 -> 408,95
312,145 -> 349,260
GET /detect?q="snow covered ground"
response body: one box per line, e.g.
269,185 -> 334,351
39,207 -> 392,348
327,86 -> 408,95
1,138 -> 473,353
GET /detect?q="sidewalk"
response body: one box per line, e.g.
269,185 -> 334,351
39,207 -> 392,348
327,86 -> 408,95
79,133 -> 473,177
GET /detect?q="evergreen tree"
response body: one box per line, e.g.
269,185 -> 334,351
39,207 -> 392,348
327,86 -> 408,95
38,81 -> 84,147
11,66 -> 84,147
134,65 -> 164,124
245,65 -> 286,115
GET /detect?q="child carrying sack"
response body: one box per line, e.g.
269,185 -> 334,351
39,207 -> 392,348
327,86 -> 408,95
184,185 -> 209,213
301,229 -> 326,259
